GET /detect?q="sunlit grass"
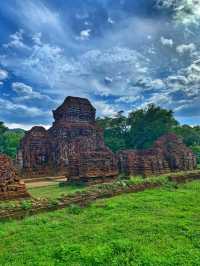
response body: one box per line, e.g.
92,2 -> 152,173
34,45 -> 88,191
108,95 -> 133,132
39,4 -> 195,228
0,181 -> 199,265
28,183 -> 86,199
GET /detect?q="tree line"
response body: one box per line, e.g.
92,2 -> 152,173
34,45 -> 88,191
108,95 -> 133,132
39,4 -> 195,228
0,104 -> 200,163
96,104 -> 200,163
0,122 -> 24,159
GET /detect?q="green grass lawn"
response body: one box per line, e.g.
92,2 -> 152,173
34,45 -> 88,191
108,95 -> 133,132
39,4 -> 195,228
0,184 -> 86,210
28,183 -> 85,199
0,181 -> 200,266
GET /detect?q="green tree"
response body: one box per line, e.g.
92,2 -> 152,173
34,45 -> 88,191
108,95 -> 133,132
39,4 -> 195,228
173,125 -> 200,146
190,145 -> 200,164
173,125 -> 200,164
0,122 -> 24,158
0,122 -> 9,154
127,104 -> 178,149
3,131 -> 24,158
96,111 -> 129,152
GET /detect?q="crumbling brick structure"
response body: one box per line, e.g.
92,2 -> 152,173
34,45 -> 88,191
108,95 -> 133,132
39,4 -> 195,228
20,127 -> 52,177
19,96 -> 118,182
18,96 -> 197,182
0,154 -> 29,200
117,133 -> 197,177
117,149 -> 170,177
154,134 -> 197,171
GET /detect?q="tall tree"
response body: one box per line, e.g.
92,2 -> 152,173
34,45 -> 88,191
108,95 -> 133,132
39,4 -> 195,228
127,104 -> 178,149
96,111 -> 128,152
0,122 -> 24,158
0,122 -> 8,154
173,125 -> 200,146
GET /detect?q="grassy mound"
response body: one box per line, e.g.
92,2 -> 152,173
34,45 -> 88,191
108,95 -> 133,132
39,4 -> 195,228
0,180 -> 199,265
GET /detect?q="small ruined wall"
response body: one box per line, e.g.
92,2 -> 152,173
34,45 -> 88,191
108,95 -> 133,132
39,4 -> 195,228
0,154 -> 29,200
117,149 -> 170,177
67,150 -> 118,183
154,134 -> 197,171
117,134 -> 197,177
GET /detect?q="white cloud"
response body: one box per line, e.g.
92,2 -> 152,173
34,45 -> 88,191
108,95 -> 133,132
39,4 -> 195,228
78,29 -> 92,40
176,43 -> 196,55
166,75 -> 188,88
94,101 -> 117,117
175,0 -> 200,25
0,69 -> 8,80
32,32 -> 42,45
12,82 -> 33,94
11,82 -> 54,103
5,122 -> 50,130
1,33 -> 70,92
0,98 -> 47,117
91,79 -> 111,96
115,95 -> 141,103
160,36 -> 174,47
139,92 -> 172,110
108,17 -> 115,24
156,0 -> 200,25
3,30 -> 28,49
1,35 -> 150,100
149,79 -> 166,90
15,1 -> 64,35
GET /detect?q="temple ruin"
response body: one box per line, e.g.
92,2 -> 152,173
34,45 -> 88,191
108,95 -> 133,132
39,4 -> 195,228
18,96 -> 197,182
0,154 -> 29,200
19,96 -> 118,182
117,133 -> 197,177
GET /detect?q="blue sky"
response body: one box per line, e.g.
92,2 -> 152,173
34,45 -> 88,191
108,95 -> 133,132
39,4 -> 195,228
0,0 -> 200,129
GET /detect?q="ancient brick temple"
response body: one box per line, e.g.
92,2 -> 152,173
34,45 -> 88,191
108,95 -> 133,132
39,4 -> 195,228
117,133 -> 197,177
0,154 -> 29,200
18,96 -> 197,182
19,96 -> 118,182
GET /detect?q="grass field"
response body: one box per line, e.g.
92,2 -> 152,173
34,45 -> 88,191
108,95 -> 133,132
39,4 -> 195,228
28,183 -> 86,199
0,180 -> 200,266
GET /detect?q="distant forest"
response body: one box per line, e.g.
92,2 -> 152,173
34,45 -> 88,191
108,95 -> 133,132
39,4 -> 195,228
0,104 -> 200,163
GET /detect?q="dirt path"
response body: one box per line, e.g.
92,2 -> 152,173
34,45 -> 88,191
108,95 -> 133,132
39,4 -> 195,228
23,176 -> 66,189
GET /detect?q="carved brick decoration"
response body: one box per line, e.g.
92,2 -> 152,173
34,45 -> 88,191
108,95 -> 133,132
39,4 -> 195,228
117,133 -> 197,177
0,154 -> 29,200
19,96 -> 119,182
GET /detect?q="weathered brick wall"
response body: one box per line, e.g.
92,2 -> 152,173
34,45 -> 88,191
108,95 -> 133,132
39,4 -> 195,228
117,149 -> 170,177
117,134 -> 197,177
0,154 -> 29,200
154,133 -> 197,171
19,126 -> 52,177
49,122 -> 118,182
